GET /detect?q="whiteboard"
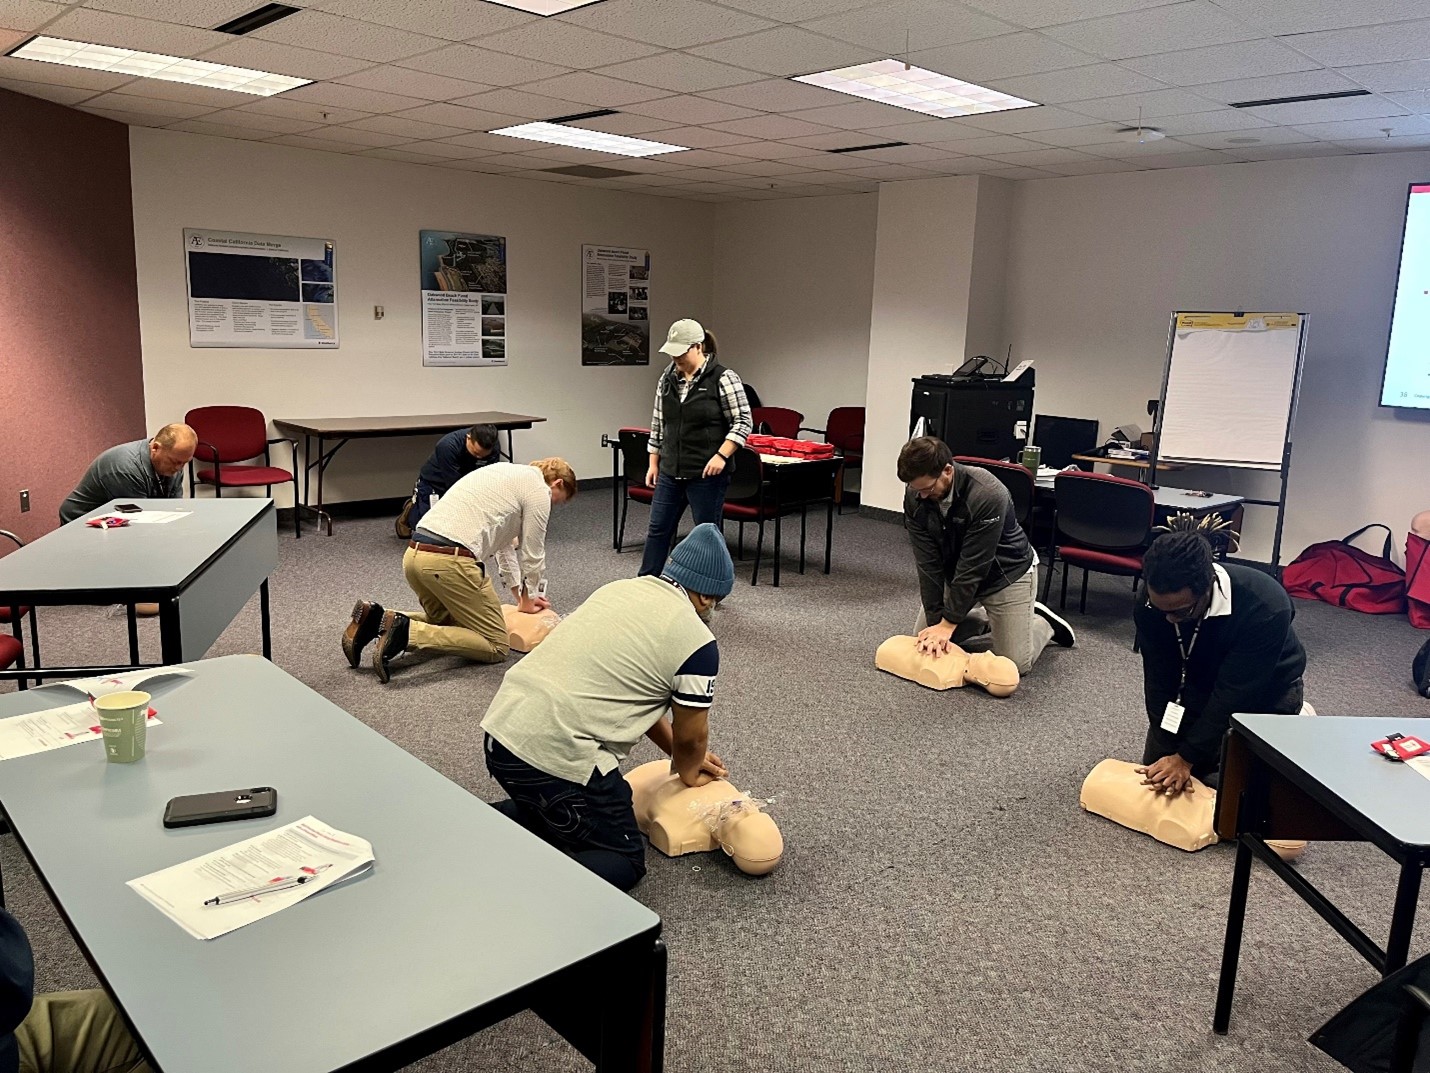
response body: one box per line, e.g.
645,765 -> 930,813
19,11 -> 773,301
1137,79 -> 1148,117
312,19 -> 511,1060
1156,312 -> 1306,469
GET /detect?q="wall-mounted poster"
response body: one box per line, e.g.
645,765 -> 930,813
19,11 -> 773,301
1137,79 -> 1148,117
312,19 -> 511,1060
184,229 -> 337,348
420,229 -> 507,367
582,244 -> 650,366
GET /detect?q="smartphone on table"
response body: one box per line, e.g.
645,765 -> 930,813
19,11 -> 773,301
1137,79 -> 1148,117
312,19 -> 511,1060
163,787 -> 277,829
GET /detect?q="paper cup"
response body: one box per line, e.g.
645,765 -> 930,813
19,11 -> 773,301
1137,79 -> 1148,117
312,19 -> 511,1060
95,690 -> 149,763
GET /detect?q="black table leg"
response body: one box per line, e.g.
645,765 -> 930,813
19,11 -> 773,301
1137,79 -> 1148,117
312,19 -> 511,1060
1214,835 -> 1256,1034
594,938 -> 665,1073
825,496 -> 834,574
505,429 -> 515,461
260,579 -> 273,661
612,442 -> 621,551
1386,862 -> 1424,974
773,476 -> 783,588
158,600 -> 183,665
799,505 -> 807,574
126,604 -> 140,666
301,433 -> 312,532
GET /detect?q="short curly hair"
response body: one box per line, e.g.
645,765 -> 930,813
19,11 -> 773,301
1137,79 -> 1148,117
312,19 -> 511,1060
530,458 -> 577,499
1143,530 -> 1214,597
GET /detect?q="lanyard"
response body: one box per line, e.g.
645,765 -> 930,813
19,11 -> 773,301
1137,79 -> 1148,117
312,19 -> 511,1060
1175,619 -> 1203,703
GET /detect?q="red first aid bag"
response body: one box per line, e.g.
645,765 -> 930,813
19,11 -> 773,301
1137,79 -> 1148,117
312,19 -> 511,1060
1407,530 -> 1430,629
1282,524 -> 1408,615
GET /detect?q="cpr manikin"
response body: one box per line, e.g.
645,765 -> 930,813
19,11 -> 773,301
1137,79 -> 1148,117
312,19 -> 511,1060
874,636 -> 1020,697
625,760 -> 784,876
1414,510 -> 1430,539
502,605 -> 560,653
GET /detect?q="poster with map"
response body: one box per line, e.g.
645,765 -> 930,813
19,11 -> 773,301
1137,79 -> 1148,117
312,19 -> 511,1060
420,229 -> 507,367
184,229 -> 337,348
582,244 -> 650,366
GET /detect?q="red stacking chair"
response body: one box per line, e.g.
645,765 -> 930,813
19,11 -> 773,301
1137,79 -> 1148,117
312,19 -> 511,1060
1044,471 -> 1156,613
953,456 -> 1035,529
751,406 -> 803,439
616,428 -> 655,552
801,406 -> 865,511
185,406 -> 301,537
0,530 -> 39,690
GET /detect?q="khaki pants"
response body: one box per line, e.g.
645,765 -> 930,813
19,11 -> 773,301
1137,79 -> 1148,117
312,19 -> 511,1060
400,546 -> 509,664
17,990 -> 150,1073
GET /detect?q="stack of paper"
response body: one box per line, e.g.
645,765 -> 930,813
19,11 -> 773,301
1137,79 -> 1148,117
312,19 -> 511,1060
47,667 -> 191,701
129,817 -> 375,940
0,702 -> 162,761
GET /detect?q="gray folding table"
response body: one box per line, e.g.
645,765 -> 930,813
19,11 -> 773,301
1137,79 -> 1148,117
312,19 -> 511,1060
0,654 -> 665,1072
0,499 -> 276,685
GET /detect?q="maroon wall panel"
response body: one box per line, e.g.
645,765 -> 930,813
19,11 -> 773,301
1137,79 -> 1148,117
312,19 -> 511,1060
0,87 -> 145,544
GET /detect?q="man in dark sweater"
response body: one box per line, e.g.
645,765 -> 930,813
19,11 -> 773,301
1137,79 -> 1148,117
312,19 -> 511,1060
0,908 -> 149,1072
406,424 -> 499,533
899,437 -> 1073,674
1136,531 -> 1308,795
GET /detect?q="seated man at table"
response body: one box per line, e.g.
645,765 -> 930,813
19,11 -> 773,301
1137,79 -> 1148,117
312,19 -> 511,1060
481,524 -> 734,892
401,423 -> 500,535
343,459 -> 576,682
899,436 -> 1074,675
0,906 -> 150,1073
58,425 -> 197,524
1135,530 -> 1308,796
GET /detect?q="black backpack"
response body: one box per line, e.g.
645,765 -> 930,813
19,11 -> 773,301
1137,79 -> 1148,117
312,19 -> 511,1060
1416,639 -> 1430,699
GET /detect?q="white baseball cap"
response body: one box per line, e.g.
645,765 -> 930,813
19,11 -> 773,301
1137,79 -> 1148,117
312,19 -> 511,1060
659,318 -> 705,357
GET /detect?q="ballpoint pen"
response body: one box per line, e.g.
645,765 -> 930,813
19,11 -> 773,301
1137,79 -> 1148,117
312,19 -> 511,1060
202,864 -> 331,907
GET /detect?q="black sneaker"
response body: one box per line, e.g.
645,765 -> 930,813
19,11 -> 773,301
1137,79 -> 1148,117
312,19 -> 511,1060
371,610 -> 410,683
342,600 -> 384,668
1034,601 -> 1076,647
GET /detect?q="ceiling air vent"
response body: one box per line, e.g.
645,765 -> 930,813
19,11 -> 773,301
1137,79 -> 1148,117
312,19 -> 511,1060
827,141 -> 909,154
1229,89 -> 1370,108
214,4 -> 301,35
541,165 -> 638,179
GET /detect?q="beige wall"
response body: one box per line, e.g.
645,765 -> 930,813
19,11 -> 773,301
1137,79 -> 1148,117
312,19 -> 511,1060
129,127 -> 716,506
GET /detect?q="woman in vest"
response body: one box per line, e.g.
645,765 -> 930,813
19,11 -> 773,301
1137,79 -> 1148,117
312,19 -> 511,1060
638,318 -> 753,578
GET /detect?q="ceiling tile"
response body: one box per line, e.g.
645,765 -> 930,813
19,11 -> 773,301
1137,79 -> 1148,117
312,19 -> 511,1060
110,79 -> 249,107
716,157 -> 826,176
83,0 -> 254,28
40,8 -> 228,55
304,123 -> 414,146
190,107 -> 321,132
391,102 -> 523,130
476,20 -> 662,67
1336,60 -> 1430,93
559,0 -> 774,49
984,165 -> 1059,178
76,106 -> 169,126
1076,136 -> 1207,157
358,147 -> 446,164
853,117 -> 984,143
987,145 -> 1100,165
0,0 -> 65,32
1385,89 -> 1430,111
716,139 -> 816,158
198,38 -> 372,80
1243,94 -> 1407,124
708,113 -> 838,138
765,151 -> 857,170
668,148 -> 752,167
687,26 -> 872,77
928,155 -> 1019,171
169,118 -> 276,139
397,139 -> 501,159
1194,69 -> 1364,104
250,11 -> 447,63
335,66 -> 489,101
961,0 -> 1194,30
622,94 -> 758,124
264,133 -> 364,153
1065,88 -> 1221,121
1221,142 -> 1352,160
449,87 -> 585,118
804,1 -> 1013,56
852,143 -> 967,163
1017,121 -> 1126,146
984,62 -> 1165,104
1333,133 -> 1430,150
1177,127 -> 1317,148
697,77 -> 841,112
1151,109 -> 1273,134
956,103 -> 1116,133
927,132 -> 1058,154
1290,114 -> 1430,140
302,0 -> 536,41
79,90 -> 211,117
233,96 -> 372,125
603,172 -> 695,186
442,130 -> 530,152
283,82 -> 428,113
0,28 -> 24,51
0,55 -> 133,89
344,113 -> 469,139
714,0 -> 876,19
1283,20 -> 1430,67
436,158 -> 523,172
565,111 -> 681,135
910,32 -> 1100,81
1040,2 -> 1260,60
785,99 -> 924,130
838,162 -> 943,180
640,124 -> 754,147
0,76 -> 95,104
1209,0 -> 1430,34
397,44 -> 569,86
780,130 -> 888,149
521,70 -> 670,105
1123,39 -> 1320,86
1137,148 -> 1239,167
1041,157 -> 1146,174
596,53 -> 763,93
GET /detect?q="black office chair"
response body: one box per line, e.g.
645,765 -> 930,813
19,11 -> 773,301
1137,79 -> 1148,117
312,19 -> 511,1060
615,428 -> 654,552
1312,951 -> 1430,1072
954,456 -> 1034,529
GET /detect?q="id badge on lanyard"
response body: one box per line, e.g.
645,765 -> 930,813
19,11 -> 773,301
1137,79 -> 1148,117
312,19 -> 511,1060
1161,620 -> 1203,735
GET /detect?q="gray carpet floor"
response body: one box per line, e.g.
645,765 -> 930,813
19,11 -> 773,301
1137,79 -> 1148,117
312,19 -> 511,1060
4,492 -> 1430,1072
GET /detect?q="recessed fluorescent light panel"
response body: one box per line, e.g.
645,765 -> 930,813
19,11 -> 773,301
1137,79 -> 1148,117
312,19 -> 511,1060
490,121 -> 688,157
793,58 -> 1038,118
6,35 -> 310,95
482,0 -> 608,14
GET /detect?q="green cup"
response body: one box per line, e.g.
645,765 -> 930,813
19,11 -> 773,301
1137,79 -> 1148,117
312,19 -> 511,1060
95,691 -> 149,764
1020,445 -> 1042,472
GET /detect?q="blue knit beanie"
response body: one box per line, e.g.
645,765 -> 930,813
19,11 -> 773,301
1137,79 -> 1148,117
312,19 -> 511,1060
663,523 -> 735,598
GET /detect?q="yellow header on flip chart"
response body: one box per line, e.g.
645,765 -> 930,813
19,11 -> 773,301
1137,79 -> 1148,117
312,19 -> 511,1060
1175,312 -> 1300,331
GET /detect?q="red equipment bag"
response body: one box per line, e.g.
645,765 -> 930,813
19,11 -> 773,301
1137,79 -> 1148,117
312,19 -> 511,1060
1282,524 -> 1408,615
1407,530 -> 1430,629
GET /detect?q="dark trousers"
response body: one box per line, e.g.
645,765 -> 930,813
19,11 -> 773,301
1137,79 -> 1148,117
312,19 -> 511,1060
408,478 -> 440,531
638,471 -> 731,577
1142,678 -> 1305,788
484,733 -> 647,892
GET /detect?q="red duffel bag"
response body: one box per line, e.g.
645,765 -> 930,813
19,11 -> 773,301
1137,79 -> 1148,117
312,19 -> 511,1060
1407,530 -> 1430,629
1282,524 -> 1408,615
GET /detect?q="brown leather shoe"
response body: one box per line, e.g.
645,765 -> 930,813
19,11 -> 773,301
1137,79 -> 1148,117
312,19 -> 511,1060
371,610 -> 410,684
342,600 -> 384,669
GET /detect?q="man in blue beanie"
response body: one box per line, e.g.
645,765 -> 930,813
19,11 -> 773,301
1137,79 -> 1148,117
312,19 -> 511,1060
481,523 -> 735,891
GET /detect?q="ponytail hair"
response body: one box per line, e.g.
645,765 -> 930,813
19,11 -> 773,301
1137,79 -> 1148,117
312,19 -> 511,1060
702,330 -> 718,359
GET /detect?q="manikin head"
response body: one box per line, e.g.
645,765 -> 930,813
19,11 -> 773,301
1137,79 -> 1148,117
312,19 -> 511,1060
898,436 -> 954,503
661,523 -> 734,623
1143,531 -> 1216,625
466,423 -> 499,462
149,423 -> 197,477
625,760 -> 784,876
529,458 -> 577,505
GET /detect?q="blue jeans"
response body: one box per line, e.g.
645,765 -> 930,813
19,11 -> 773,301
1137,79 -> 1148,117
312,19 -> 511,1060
407,478 -> 439,531
638,472 -> 731,577
484,733 -> 646,892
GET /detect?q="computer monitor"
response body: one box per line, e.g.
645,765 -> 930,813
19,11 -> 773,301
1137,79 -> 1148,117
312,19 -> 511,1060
1033,415 -> 1099,469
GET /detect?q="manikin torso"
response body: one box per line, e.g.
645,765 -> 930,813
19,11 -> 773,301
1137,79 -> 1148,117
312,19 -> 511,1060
874,636 -> 1020,696
503,605 -> 561,652
625,760 -> 783,876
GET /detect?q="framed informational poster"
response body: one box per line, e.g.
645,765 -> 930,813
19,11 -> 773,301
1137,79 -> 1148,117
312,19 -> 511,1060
420,229 -> 507,367
184,229 -> 337,348
581,244 -> 650,366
